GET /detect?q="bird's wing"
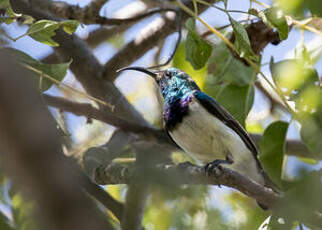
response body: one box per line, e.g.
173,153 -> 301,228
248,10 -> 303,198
193,91 -> 259,158
194,91 -> 278,191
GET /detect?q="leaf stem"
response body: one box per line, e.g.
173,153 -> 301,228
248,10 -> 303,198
250,0 -> 270,8
195,0 -> 250,15
287,16 -> 322,37
21,63 -> 115,110
176,1 -> 234,49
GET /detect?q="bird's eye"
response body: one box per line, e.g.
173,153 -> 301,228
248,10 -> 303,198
174,87 -> 179,91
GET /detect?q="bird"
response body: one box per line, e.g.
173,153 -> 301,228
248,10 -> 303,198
117,67 -> 276,207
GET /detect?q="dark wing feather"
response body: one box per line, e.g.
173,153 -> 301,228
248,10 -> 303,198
193,91 -> 280,191
193,91 -> 259,158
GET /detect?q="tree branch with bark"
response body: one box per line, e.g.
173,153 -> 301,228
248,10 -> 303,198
4,0 -> 322,229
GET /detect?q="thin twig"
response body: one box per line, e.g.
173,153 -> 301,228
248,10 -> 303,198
201,19 -> 251,38
148,10 -> 182,69
288,16 -> 322,37
50,1 -> 176,26
96,8 -> 177,25
43,94 -> 172,145
21,63 -> 114,110
103,0 -> 218,81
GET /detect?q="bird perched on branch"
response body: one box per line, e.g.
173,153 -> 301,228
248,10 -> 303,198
118,67 -> 276,208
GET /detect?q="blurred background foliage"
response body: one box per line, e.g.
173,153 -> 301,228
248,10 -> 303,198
0,0 -> 322,229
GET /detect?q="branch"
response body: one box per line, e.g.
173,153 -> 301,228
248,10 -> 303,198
103,0 -> 218,81
255,80 -> 287,112
49,1 -> 176,26
148,11 -> 182,69
0,53 -> 113,230
43,94 -> 172,145
44,94 -> 314,159
94,162 -> 279,208
49,0 -> 106,24
42,3 -> 155,64
121,184 -> 149,230
94,162 -> 322,228
80,173 -> 124,221
11,0 -> 151,125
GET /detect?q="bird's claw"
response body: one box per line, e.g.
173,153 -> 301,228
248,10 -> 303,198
204,160 -> 224,177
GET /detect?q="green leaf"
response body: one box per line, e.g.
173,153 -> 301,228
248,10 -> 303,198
26,19 -> 79,46
264,7 -> 289,40
297,156 -> 318,165
300,107 -> 322,157
27,20 -> 60,46
297,86 -> 322,158
0,0 -> 21,24
0,211 -> 12,230
271,56 -> 322,158
11,193 -> 37,230
229,17 -> 258,61
304,0 -> 322,17
206,83 -> 254,127
270,58 -> 319,98
1,48 -> 71,91
277,171 -> 322,226
208,43 -> 254,86
185,18 -> 213,70
173,42 -> 208,90
61,20 -> 79,34
259,121 -> 289,186
267,215 -> 294,230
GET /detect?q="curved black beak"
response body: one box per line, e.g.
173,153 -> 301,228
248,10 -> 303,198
117,66 -> 158,79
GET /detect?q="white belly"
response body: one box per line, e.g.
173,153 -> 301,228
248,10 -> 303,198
168,98 -> 264,185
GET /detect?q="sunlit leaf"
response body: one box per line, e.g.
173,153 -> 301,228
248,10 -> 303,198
270,58 -> 319,98
276,0 -> 322,17
229,17 -> 258,61
27,20 -> 60,46
185,18 -> 212,70
61,20 -> 79,34
1,48 -> 71,91
259,121 -> 289,186
300,107 -> 322,157
246,122 -> 264,134
0,0 -> 21,24
275,0 -> 304,17
264,7 -> 289,40
26,19 -> 79,46
11,193 -> 37,230
297,156 -> 318,165
173,42 -> 208,90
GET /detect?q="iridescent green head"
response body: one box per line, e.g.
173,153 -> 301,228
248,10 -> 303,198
117,67 -> 200,102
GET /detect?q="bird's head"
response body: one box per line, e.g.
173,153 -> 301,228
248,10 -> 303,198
117,67 -> 200,101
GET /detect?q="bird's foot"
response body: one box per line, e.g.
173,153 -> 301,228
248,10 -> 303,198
204,158 -> 233,185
